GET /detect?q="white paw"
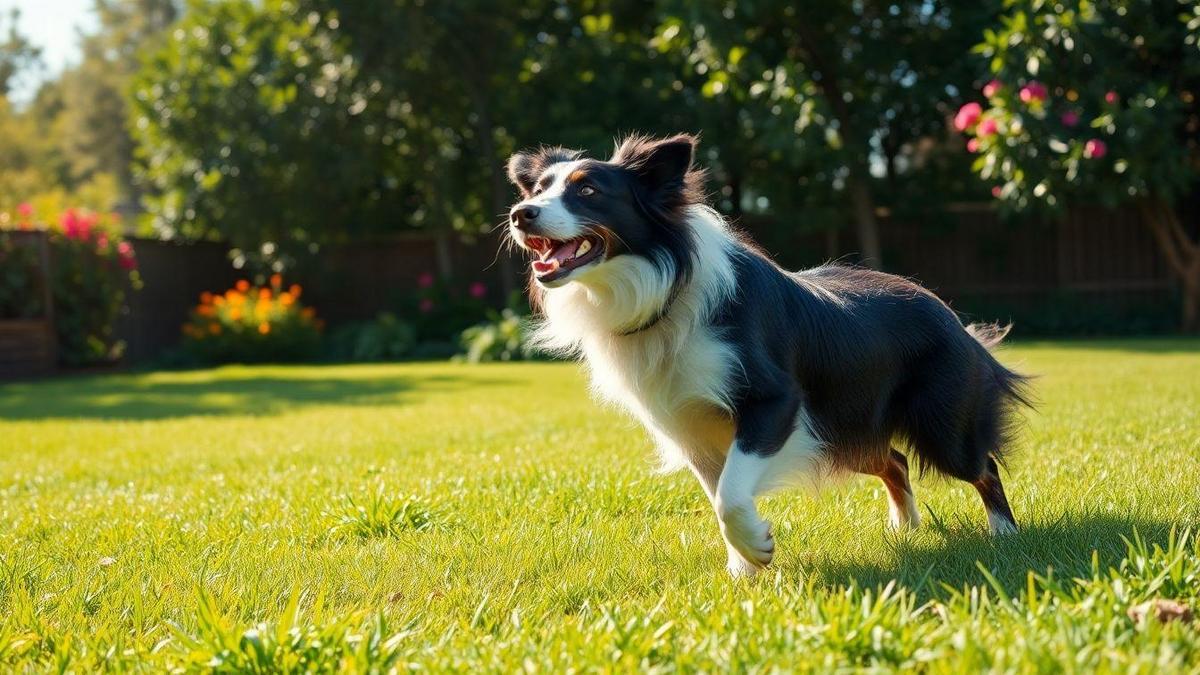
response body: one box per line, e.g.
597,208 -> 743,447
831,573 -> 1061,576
726,545 -> 763,578
717,501 -> 774,571
888,495 -> 921,531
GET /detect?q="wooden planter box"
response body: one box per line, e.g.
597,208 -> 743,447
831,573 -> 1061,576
0,319 -> 55,378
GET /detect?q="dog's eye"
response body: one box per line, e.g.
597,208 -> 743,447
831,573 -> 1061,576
579,185 -> 596,196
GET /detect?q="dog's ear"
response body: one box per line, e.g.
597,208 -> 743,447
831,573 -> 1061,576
507,147 -> 584,198
612,133 -> 697,190
506,152 -> 539,197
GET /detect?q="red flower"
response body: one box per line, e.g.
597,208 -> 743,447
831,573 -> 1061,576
953,102 -> 983,131
469,282 -> 487,299
976,118 -> 998,137
1060,110 -> 1080,127
16,202 -> 32,218
991,186 -> 1003,198
1018,81 -> 1047,104
1083,139 -> 1108,159
419,298 -> 435,313
1105,91 -> 1119,104
982,80 -> 1002,98
417,272 -> 434,288
966,138 -> 980,153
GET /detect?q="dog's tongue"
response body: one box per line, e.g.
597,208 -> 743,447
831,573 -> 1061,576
532,239 -> 581,275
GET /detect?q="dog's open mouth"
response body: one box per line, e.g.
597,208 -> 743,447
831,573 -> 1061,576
524,235 -> 605,283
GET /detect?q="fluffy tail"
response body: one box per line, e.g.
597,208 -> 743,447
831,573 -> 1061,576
965,322 -> 1012,351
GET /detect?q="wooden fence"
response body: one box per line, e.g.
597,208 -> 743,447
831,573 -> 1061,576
0,204 -> 1183,371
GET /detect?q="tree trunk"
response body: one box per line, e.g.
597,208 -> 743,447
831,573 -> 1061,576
1139,199 -> 1200,333
847,173 -> 883,267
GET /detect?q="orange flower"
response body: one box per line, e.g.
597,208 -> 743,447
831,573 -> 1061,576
258,288 -> 271,301
200,291 -> 214,304
289,284 -> 302,298
229,307 -> 242,321
301,307 -> 315,319
270,273 -> 283,288
213,295 -> 226,306
236,279 -> 250,293
278,292 -> 295,306
227,292 -> 245,306
258,322 -> 271,335
208,323 -> 221,335
197,305 -> 214,317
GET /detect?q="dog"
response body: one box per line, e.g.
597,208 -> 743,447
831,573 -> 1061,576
504,133 -> 1030,577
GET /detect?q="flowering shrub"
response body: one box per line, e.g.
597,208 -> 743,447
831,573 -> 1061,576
408,272 -> 491,342
0,233 -> 43,319
457,304 -> 544,363
324,312 -> 416,362
0,204 -> 141,365
181,275 -> 322,363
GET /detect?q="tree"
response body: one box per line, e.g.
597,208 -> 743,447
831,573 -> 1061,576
962,0 -> 1200,331
0,9 -> 40,98
58,0 -> 179,208
654,1 -> 994,266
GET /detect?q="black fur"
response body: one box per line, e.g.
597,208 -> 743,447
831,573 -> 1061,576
713,250 -> 1031,481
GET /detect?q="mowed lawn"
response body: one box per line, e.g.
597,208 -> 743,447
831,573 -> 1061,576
1,341 -> 1199,671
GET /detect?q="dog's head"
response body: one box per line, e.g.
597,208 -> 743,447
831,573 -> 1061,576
505,134 -> 705,289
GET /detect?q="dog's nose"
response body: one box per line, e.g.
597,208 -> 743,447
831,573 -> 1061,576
510,205 -> 540,230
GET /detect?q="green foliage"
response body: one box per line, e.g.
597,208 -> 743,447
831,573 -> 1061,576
324,312 -> 416,362
0,347 -> 1198,670
458,307 -> 538,363
0,233 -> 41,319
965,0 -> 1199,210
181,279 -> 323,364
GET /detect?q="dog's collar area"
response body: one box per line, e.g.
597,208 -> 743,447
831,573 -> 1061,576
616,283 -> 682,337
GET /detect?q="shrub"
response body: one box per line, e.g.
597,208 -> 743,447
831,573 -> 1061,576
0,204 -> 141,365
181,276 -> 322,363
458,306 -> 539,363
324,312 -> 416,362
408,272 -> 491,342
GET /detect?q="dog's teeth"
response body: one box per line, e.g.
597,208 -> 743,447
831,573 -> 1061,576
577,239 -> 592,256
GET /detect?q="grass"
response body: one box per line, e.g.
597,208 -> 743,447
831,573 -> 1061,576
1,339 -> 1198,671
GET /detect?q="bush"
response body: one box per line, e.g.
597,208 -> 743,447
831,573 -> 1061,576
458,307 -> 539,363
408,273 -> 491,342
324,312 -> 416,362
181,276 -> 322,363
0,204 -> 141,365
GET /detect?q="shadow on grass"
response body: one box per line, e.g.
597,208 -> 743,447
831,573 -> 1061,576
807,511 -> 1180,600
0,369 -> 514,421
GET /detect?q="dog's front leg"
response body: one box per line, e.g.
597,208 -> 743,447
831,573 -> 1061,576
714,393 -> 803,577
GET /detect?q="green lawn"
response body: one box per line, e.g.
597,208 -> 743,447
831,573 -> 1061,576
2,340 -> 1199,671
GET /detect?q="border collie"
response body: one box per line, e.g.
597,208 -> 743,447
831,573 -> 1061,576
505,133 -> 1030,577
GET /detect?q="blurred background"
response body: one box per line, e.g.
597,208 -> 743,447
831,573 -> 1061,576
0,0 -> 1197,378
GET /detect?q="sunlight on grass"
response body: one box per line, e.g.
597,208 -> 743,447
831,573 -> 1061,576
0,341 -> 1198,670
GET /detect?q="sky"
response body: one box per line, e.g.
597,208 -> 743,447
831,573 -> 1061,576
2,0 -> 97,102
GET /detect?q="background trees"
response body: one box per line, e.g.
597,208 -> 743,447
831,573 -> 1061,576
961,0 -> 1200,330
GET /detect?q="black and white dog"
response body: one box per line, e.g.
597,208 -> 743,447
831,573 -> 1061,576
505,134 -> 1030,577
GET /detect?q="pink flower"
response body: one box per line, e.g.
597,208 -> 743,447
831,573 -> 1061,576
1105,91 -> 1118,104
469,282 -> 487,299
96,234 -> 110,251
1061,110 -> 1080,127
117,241 -> 137,270
16,202 -> 32,218
982,80 -> 1003,98
417,272 -> 434,288
1018,81 -> 1047,104
419,298 -> 434,313
991,186 -> 1003,198
1083,139 -> 1108,159
953,102 -> 983,131
966,138 -> 980,153
976,118 -> 998,137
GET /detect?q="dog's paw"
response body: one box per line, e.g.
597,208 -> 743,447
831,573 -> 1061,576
726,546 -> 764,578
718,503 -> 774,572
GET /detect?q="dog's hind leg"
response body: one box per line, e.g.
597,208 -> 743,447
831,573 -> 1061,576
973,455 -> 1017,535
857,448 -> 920,530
